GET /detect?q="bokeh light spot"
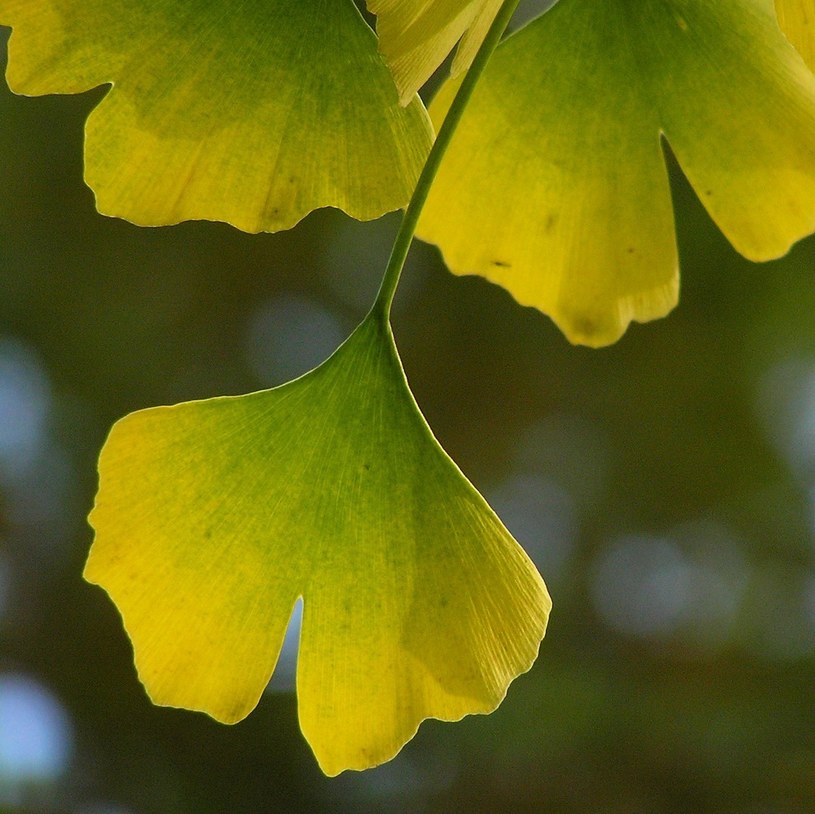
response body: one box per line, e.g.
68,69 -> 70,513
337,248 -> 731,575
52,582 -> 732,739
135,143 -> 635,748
591,535 -> 692,639
670,521 -> 750,649
0,674 -> 72,789
0,338 -> 51,483
243,295 -> 348,387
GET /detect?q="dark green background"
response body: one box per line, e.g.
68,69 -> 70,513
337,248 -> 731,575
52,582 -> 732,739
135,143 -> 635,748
1,20 -> 814,813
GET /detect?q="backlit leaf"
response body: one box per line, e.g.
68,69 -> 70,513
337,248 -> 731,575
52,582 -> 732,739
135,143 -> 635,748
418,0 -> 815,346
368,0 -> 503,103
0,0 -> 433,232
85,313 -> 550,776
776,0 -> 815,68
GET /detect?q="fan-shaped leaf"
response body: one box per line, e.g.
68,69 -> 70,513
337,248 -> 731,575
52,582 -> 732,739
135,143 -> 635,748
418,0 -> 815,346
0,0 -> 433,232
85,313 -> 550,775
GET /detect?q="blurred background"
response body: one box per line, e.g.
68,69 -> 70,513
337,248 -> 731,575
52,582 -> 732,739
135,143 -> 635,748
2,12 -> 815,813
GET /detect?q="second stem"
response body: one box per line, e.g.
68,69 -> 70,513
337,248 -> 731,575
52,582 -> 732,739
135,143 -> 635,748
372,0 -> 521,318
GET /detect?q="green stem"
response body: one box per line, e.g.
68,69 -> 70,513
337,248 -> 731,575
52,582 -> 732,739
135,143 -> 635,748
372,0 -> 521,318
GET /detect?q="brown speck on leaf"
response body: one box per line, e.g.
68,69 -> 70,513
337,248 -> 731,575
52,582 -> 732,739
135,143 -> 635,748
570,315 -> 598,339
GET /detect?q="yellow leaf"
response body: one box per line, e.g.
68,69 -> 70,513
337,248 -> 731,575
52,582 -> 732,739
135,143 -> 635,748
776,0 -> 815,69
419,0 -> 815,346
368,0 -> 503,103
85,313 -> 550,775
0,0 -> 433,232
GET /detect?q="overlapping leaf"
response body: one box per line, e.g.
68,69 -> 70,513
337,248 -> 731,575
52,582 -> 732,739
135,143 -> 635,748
86,313 -> 551,775
418,0 -> 815,346
0,0 -> 433,232
368,0 -> 503,103
776,0 -> 815,68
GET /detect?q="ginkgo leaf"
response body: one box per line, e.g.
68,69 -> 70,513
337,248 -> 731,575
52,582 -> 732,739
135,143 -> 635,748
776,0 -> 815,69
418,0 -> 815,347
0,0 -> 433,232
368,0 -> 503,103
85,312 -> 550,776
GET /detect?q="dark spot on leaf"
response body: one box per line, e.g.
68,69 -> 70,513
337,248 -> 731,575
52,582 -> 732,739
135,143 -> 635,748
544,212 -> 559,232
362,462 -> 371,471
439,597 -> 449,608
705,190 -> 713,196
627,247 -> 635,254
493,259 -> 511,268
569,315 -> 599,339
203,527 -> 213,539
